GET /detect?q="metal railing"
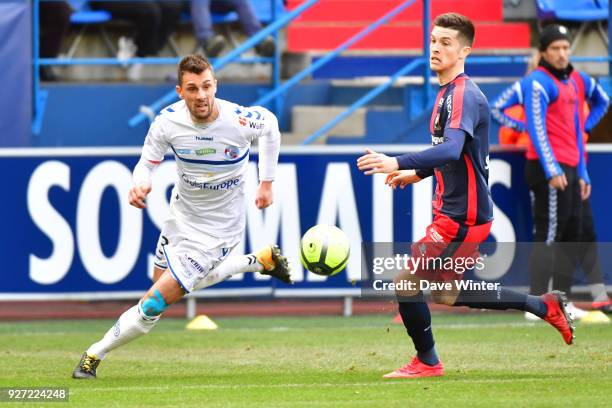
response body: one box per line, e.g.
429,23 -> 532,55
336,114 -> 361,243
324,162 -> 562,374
32,0 -> 308,133
251,0 -> 420,109
34,0 -> 612,141
293,0 -> 612,145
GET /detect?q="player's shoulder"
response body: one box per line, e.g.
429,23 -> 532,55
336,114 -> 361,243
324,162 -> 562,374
155,100 -> 187,124
575,70 -> 595,90
456,75 -> 487,105
222,99 -> 274,118
218,98 -> 278,126
523,69 -> 555,89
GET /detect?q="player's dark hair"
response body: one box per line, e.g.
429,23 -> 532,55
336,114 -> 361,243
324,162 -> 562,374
177,54 -> 214,85
433,13 -> 475,46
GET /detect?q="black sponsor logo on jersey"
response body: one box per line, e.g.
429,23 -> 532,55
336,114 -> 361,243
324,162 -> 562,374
249,121 -> 264,130
196,136 -> 213,141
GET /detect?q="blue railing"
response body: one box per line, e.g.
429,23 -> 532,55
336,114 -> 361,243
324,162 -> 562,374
33,0 -> 612,141
31,0 -> 308,133
252,0 -> 419,108
294,0 -> 612,145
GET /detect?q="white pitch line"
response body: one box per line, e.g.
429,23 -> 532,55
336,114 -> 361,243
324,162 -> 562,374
0,321 -> 542,337
73,377 -> 547,393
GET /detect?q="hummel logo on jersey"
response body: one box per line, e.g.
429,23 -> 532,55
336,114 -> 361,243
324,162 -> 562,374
196,136 -> 213,141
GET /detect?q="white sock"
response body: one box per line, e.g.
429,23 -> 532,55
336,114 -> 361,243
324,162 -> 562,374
86,303 -> 159,360
194,254 -> 263,290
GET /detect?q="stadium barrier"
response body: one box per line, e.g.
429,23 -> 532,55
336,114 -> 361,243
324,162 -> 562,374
2,146 -> 612,316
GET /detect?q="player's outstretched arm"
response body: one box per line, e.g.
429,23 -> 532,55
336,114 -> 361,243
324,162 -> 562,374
356,148 -> 399,175
358,130 -> 466,177
385,170 -> 422,189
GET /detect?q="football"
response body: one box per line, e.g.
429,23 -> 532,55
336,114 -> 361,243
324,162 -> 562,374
300,224 -> 350,276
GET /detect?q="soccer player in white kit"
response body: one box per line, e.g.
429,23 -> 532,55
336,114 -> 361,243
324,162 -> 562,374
73,54 -> 291,379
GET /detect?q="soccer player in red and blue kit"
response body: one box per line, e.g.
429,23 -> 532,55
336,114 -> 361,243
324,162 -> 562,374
357,13 -> 575,379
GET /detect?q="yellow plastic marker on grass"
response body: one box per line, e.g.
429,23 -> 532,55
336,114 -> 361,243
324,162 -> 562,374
580,311 -> 610,324
186,315 -> 219,330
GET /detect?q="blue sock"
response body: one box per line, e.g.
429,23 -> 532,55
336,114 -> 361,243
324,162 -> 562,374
397,292 -> 439,366
453,282 -> 547,317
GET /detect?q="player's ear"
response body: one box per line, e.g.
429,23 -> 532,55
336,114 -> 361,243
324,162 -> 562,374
459,44 -> 472,60
175,85 -> 183,99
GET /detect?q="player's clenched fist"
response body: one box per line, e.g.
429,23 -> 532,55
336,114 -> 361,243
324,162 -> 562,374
255,180 -> 274,209
129,183 -> 152,209
385,170 -> 422,189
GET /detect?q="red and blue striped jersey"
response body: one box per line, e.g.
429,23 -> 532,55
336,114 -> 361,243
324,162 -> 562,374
426,73 -> 493,226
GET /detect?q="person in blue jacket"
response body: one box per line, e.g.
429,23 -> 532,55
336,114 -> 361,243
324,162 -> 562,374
491,24 -> 610,316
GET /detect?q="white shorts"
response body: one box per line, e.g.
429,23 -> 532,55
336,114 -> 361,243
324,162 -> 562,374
154,216 -> 241,293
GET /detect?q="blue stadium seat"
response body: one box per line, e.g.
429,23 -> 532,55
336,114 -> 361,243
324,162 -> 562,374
66,0 -> 114,58
251,0 -> 286,23
170,0 -> 285,54
536,0 -> 608,21
536,0 -> 609,50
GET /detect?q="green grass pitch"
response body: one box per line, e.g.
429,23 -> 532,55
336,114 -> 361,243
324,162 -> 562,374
0,313 -> 610,407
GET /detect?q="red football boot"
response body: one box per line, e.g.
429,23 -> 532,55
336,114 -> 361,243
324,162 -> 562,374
542,291 -> 575,345
383,356 -> 444,379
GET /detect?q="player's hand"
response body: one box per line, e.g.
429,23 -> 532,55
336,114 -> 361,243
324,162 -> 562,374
128,183 -> 152,209
357,148 -> 399,175
549,174 -> 568,191
579,178 -> 591,201
255,180 -> 273,209
385,170 -> 421,189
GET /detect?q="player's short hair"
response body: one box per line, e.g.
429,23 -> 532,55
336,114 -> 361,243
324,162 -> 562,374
433,13 -> 475,46
177,54 -> 214,85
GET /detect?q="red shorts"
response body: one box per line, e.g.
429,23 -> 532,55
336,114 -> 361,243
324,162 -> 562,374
411,214 -> 492,282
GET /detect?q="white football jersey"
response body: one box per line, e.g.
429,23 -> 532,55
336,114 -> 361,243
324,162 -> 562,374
140,98 -> 280,238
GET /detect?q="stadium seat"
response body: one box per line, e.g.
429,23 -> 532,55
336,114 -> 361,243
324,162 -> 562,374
536,0 -> 608,21
168,1 -> 285,55
251,0 -> 286,23
65,0 -> 114,58
536,0 -> 609,50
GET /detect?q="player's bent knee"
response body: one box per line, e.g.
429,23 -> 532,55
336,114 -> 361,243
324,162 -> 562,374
141,289 -> 168,317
